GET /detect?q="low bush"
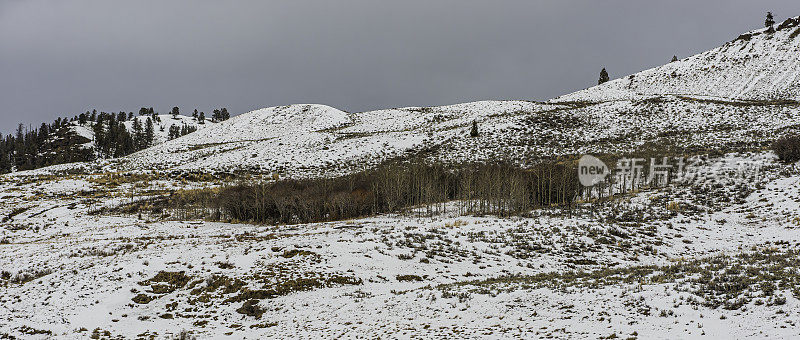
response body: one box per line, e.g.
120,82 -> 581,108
236,299 -> 265,318
772,134 -> 800,163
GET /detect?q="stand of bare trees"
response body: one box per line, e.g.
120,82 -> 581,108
196,160 -> 580,224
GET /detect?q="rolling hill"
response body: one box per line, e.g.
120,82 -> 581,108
552,17 -> 800,103
28,16 -> 800,178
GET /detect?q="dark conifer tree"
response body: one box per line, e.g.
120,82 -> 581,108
38,123 -> 49,145
470,120 -> 479,137
168,125 -> 180,140
144,118 -> 155,148
106,114 -> 118,157
113,125 -> 133,157
766,12 -> 775,32
0,147 -> 9,173
92,118 -> 105,157
132,118 -> 144,150
598,68 -> 610,85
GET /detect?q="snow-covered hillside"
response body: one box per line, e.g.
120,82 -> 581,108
69,114 -> 214,150
98,18 -> 800,176
552,17 -> 800,103
3,151 -> 800,339
112,101 -> 561,175
111,96 -> 800,176
127,114 -> 214,145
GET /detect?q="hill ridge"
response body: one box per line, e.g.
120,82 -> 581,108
14,17 -> 800,176
551,16 -> 800,103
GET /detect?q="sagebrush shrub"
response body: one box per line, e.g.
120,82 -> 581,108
772,135 -> 800,163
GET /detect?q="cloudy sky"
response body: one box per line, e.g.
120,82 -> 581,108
2,0 -> 800,134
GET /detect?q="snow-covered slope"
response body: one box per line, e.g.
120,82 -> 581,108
128,114 -> 214,145
67,114 -> 214,151
113,101 -> 562,175
552,17 -> 800,103
4,151 -> 800,339
103,18 -> 800,176
114,105 -> 357,173
114,97 -> 800,176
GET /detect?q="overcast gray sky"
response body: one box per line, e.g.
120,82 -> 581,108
2,0 -> 800,134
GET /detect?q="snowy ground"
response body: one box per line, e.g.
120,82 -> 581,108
1,152 -> 799,339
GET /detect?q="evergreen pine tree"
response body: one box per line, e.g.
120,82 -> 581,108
598,68 -> 610,85
198,111 -> 205,124
470,120 -> 479,137
92,118 -> 105,157
193,109 -> 198,120
107,114 -> 117,156
132,118 -> 144,150
23,128 -> 35,169
11,125 -> 24,170
0,147 -> 9,174
113,125 -> 132,157
144,118 -> 155,148
38,123 -> 49,145
171,107 -> 180,119
671,55 -> 678,62
168,125 -> 180,140
766,12 -> 775,32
